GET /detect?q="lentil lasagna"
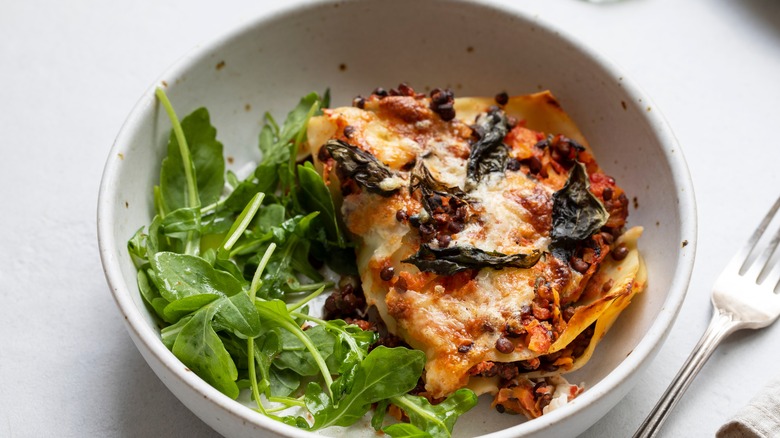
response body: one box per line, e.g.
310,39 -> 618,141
307,85 -> 646,418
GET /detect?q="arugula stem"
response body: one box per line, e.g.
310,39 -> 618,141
200,200 -> 220,215
220,192 -> 265,257
247,340 -> 268,415
264,405 -> 292,414
283,319 -> 334,398
155,87 -> 201,255
268,396 -> 306,408
264,112 -> 279,135
153,185 -> 168,218
247,242 -> 277,414
250,243 -> 276,301
255,305 -> 334,399
287,285 -> 326,312
291,311 -> 365,362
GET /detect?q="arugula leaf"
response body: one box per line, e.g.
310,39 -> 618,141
160,207 -> 202,241
550,161 -> 608,260
160,314 -> 191,349
297,161 -> 344,247
305,346 -> 425,429
320,88 -> 331,111
150,252 -> 244,301
200,208 -> 234,235
136,269 -> 169,321
255,213 -> 327,298
383,423 -> 432,438
163,293 -> 220,323
389,389 -> 478,438
257,203 -> 286,228
274,325 -> 336,376
322,319 -> 377,374
372,399 -> 391,431
127,227 -> 148,268
172,299 -> 240,398
268,365 -> 302,397
254,299 -> 334,396
309,242 -> 358,276
214,292 -> 262,338
279,93 -> 320,149
159,106 -> 225,212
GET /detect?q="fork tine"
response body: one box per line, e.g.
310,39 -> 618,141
745,223 -> 780,284
758,227 -> 780,290
736,195 -> 780,275
762,262 -> 780,293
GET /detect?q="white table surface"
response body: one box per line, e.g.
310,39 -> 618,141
2,0 -> 780,436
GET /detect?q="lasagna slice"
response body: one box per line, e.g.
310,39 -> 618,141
307,86 -> 646,417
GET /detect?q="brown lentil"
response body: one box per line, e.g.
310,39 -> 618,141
495,91 -> 509,106
571,258 -> 590,273
393,276 -> 408,293
611,243 -> 629,261
380,266 -> 395,281
430,88 -> 456,121
521,156 -> 542,174
495,336 -> 514,354
397,83 -> 415,96
317,145 -> 331,162
447,221 -> 464,234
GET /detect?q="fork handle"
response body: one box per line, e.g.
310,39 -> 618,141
633,309 -> 743,438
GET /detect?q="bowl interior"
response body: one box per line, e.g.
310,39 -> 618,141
99,1 -> 695,437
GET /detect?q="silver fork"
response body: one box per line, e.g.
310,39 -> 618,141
634,196 -> 780,438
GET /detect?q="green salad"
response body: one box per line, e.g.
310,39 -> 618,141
127,88 -> 477,437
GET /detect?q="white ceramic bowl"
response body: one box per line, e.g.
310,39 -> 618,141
97,1 -> 696,437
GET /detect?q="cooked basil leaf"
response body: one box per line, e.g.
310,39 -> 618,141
324,139 -> 402,196
410,164 -> 470,218
402,244 -> 541,275
550,161 -> 608,261
466,108 -> 509,189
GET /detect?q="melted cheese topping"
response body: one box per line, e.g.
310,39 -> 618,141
307,91 -> 645,400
